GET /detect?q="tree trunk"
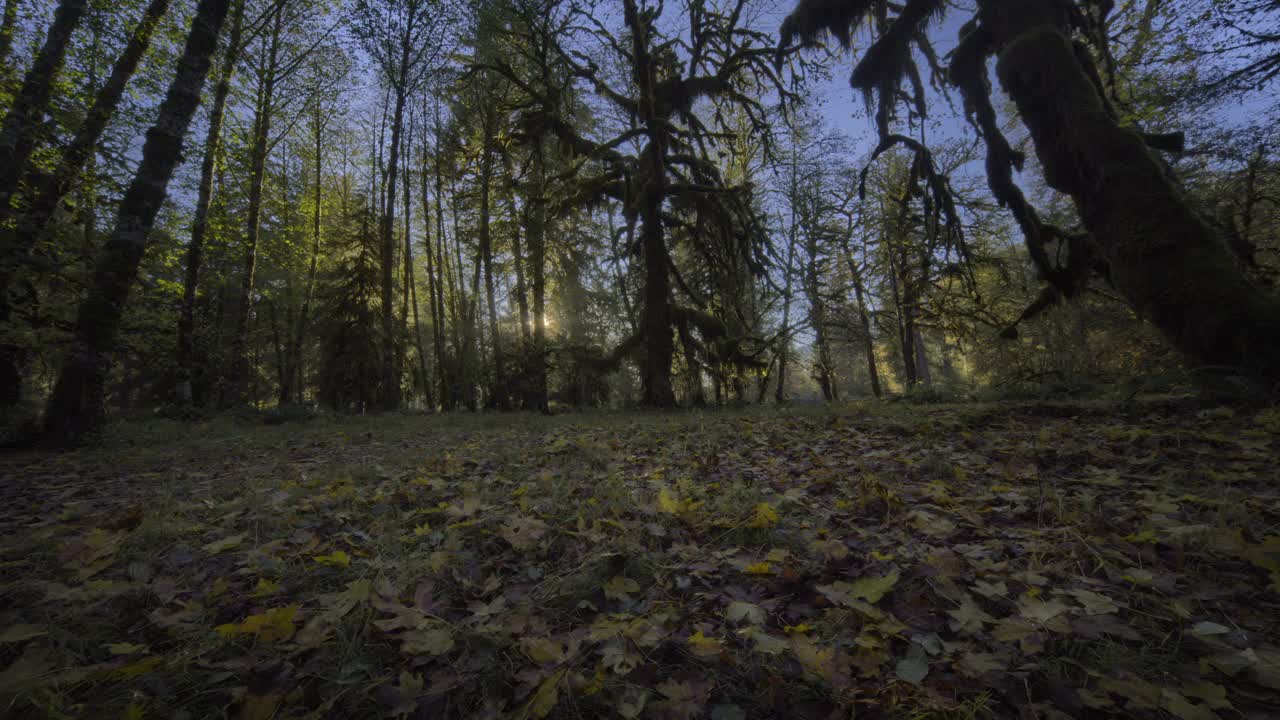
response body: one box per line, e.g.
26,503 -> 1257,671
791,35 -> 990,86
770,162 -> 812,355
853,277 -> 881,399
803,228 -> 836,401
226,10 -> 282,408
409,229 -> 431,409
287,97 -> 325,405
677,316 -> 706,407
841,228 -> 881,398
777,144 -> 802,405
40,0 -> 233,445
448,171 -> 477,410
638,190 -> 675,408
913,326 -> 931,387
399,126 -> 415,404
0,0 -> 89,216
380,84 -> 408,411
478,116 -> 508,409
524,140 -> 550,413
432,122 -> 452,408
177,0 -> 244,405
885,194 -> 916,388
511,218 -> 531,407
776,229 -> 796,404
626,0 -> 676,409
0,0 -> 89,412
982,0 -> 1280,384
416,116 -> 440,410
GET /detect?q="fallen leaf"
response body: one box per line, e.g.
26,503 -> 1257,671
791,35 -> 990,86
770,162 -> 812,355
0,624 -> 46,644
217,605 -> 299,643
725,601 -> 765,625
603,575 -> 640,602
687,630 -> 724,657
524,668 -> 566,718
202,533 -> 246,554
313,550 -> 351,568
521,637 -> 565,664
895,644 -> 929,685
746,503 -> 779,529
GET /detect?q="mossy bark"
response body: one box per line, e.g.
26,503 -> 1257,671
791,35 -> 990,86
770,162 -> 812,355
41,0 -> 233,444
981,0 -> 1280,384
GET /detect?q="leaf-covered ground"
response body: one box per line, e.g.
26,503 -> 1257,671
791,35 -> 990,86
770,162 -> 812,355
2,402 -> 1279,719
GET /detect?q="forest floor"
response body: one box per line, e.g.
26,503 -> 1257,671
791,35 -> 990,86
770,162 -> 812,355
1,401 -> 1279,720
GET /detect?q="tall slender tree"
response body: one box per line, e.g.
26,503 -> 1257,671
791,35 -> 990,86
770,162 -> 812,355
349,0 -> 452,410
40,0 -> 235,444
176,0 -> 247,406
1,0 -> 171,413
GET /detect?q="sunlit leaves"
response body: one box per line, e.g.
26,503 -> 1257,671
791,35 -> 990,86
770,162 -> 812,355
686,630 -> 724,657
106,643 -> 149,656
251,578 -> 283,598
746,502 -> 779,529
7,405 -> 1280,720
817,568 -> 899,607
313,550 -> 351,567
657,487 -> 703,518
216,605 -> 300,642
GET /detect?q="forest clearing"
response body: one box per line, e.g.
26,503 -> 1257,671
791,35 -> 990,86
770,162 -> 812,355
2,0 -> 1280,716
1,402 -> 1278,718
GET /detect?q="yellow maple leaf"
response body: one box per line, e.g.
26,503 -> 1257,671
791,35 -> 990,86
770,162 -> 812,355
657,488 -> 682,514
313,550 -> 351,568
525,668 -> 566,718
790,635 -> 838,685
744,562 -> 773,575
520,637 -> 565,664
217,605 -> 299,642
747,503 -> 779,529
687,630 -> 724,657
251,578 -> 281,597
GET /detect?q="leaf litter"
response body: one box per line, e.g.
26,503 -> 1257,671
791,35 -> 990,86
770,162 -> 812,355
0,402 -> 1277,718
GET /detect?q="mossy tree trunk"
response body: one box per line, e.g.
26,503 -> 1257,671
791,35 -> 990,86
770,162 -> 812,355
981,0 -> 1280,383
40,0 -> 233,445
0,0 -> 89,413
